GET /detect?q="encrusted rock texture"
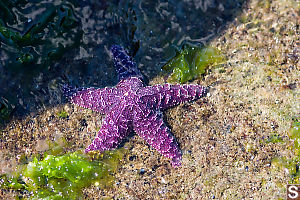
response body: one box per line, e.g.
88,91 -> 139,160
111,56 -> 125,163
1,0 -> 299,199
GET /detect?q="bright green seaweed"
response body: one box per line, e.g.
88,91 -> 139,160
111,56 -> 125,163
162,44 -> 224,83
0,150 -> 126,199
265,133 -> 284,144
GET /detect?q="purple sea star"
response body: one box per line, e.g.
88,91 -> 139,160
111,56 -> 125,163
63,45 -> 207,167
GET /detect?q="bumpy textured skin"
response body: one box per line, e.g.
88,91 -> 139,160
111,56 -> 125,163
63,45 -> 207,167
110,44 -> 143,81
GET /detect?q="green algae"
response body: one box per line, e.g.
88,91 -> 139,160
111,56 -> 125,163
265,133 -> 284,144
0,174 -> 25,191
0,149 -> 126,199
289,120 -> 300,156
57,110 -> 69,119
41,137 -> 67,157
271,119 -> 300,183
162,44 -> 225,83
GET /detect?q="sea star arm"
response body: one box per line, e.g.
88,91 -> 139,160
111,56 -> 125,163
139,84 -> 207,110
63,85 -> 119,114
110,45 -> 143,81
85,104 -> 132,153
133,107 -> 182,167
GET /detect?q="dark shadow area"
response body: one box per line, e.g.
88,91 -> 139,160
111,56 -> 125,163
0,0 -> 249,126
